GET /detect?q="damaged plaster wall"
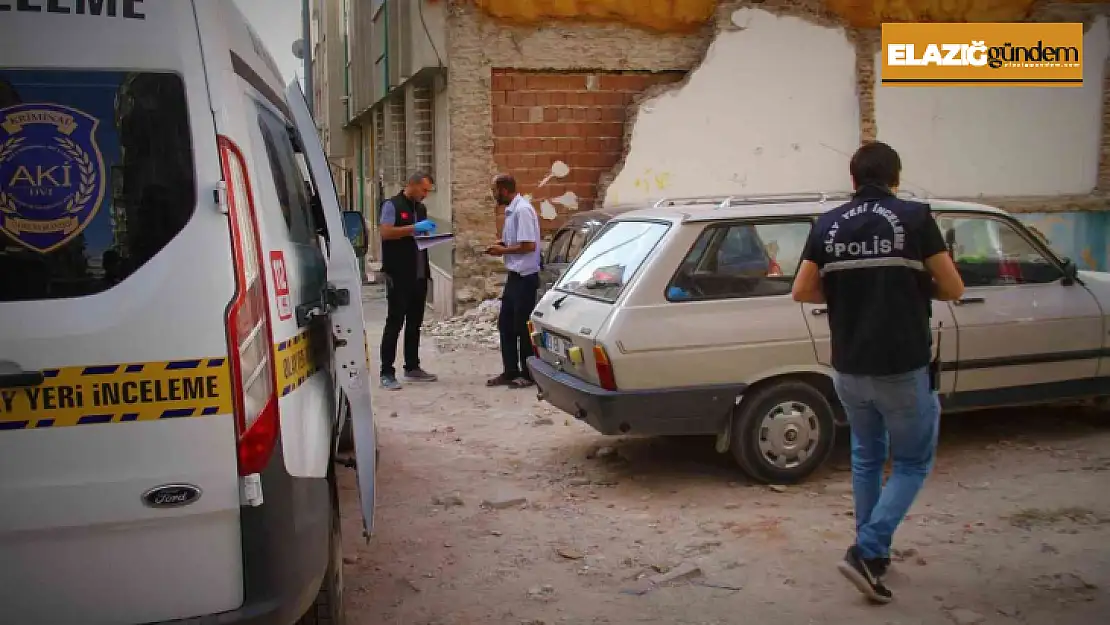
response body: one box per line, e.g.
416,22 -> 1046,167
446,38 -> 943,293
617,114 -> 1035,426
447,1 -> 709,305
604,8 -> 861,206
875,16 -> 1110,198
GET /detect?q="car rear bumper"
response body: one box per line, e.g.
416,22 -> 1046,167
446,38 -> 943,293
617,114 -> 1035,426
526,356 -> 744,436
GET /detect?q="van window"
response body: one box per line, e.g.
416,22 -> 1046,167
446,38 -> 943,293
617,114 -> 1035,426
555,220 -> 670,303
667,221 -> 811,301
256,103 -> 318,246
0,70 -> 194,302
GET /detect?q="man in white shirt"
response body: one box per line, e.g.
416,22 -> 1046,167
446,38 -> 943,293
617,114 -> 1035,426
484,173 -> 542,389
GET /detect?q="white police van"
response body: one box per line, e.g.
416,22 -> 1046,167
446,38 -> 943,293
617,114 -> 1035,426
0,2 -> 379,624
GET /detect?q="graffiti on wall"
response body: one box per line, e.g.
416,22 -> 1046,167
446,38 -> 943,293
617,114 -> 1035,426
524,160 -> 579,220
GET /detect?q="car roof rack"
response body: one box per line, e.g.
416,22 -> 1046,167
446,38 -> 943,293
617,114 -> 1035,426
651,190 -> 917,210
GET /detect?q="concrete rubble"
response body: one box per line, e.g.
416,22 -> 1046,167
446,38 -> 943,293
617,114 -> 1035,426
426,299 -> 502,351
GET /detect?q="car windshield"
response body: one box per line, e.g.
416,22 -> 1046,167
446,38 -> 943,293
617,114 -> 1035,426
555,220 -> 670,302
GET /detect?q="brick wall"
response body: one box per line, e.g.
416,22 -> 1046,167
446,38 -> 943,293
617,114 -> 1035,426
489,70 -> 684,235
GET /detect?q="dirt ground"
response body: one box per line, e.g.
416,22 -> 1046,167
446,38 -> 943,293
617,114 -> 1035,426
339,294 -> 1110,625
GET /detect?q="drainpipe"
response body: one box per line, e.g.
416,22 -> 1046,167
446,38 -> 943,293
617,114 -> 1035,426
382,0 -> 389,95
302,0 -> 313,116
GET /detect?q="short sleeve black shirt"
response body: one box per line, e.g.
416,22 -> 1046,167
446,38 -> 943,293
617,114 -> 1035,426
801,188 -> 948,375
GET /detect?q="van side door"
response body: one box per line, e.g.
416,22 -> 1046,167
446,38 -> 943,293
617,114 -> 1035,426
285,81 -> 377,537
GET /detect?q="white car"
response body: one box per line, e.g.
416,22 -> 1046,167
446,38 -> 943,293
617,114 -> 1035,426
528,193 -> 1109,484
1,3 -> 378,624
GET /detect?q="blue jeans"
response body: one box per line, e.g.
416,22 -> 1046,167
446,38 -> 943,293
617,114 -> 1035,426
833,366 -> 940,560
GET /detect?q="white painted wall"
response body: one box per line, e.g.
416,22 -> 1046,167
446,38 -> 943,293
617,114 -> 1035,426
876,17 -> 1110,198
604,8 -> 860,206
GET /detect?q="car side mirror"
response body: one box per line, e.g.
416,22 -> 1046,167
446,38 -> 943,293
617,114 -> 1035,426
1061,257 -> 1079,285
342,210 -> 369,258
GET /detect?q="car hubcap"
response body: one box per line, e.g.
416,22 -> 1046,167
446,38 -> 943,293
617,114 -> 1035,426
757,400 -> 820,470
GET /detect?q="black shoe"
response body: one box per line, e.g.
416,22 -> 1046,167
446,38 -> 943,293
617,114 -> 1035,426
837,546 -> 893,604
871,557 -> 891,579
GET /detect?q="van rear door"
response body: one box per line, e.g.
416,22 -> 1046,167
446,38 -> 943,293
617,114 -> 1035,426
0,5 -> 244,624
285,82 -> 378,537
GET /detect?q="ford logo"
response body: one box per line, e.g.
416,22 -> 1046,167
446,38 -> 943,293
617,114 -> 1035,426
142,484 -> 202,509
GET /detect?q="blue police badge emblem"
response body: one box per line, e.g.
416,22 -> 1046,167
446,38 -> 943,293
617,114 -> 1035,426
0,103 -> 107,253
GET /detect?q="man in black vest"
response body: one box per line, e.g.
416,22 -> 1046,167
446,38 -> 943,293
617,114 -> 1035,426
379,171 -> 439,390
792,142 -> 964,604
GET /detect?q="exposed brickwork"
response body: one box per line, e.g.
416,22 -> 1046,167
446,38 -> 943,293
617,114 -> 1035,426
447,1 -> 710,304
848,28 -> 879,144
490,70 -> 684,235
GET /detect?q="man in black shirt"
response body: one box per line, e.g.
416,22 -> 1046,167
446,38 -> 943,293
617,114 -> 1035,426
378,171 -> 440,390
792,142 -> 964,603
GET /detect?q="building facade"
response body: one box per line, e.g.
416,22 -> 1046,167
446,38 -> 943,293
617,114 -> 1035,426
318,0 -> 1110,318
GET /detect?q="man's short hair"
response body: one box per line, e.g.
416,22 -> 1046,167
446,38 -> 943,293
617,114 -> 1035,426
850,141 -> 901,189
408,171 -> 434,186
492,173 -> 516,194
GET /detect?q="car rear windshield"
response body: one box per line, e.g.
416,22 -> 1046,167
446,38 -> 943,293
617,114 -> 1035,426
555,220 -> 670,302
0,69 -> 195,302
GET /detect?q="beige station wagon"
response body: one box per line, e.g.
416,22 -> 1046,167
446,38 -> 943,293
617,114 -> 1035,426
526,193 -> 1110,484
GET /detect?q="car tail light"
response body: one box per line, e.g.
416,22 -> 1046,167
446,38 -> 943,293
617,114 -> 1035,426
527,320 -> 539,351
219,135 -> 280,477
593,345 -> 617,391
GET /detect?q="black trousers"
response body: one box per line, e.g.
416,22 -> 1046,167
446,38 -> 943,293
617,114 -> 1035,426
380,276 -> 428,377
498,271 -> 539,379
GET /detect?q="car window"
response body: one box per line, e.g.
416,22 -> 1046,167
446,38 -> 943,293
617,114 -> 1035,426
546,227 -> 574,265
565,226 -> 588,263
556,220 -> 670,303
0,69 -> 195,302
667,221 -> 812,301
256,103 -> 318,246
936,214 -> 1062,287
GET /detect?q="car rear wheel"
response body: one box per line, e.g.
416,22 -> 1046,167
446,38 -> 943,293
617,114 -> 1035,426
731,380 -> 836,484
297,472 -> 345,625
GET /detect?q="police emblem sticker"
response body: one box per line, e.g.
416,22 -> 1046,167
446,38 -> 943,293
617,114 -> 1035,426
0,103 -> 107,253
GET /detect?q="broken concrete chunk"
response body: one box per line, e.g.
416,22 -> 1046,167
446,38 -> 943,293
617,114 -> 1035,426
768,485 -> 788,493
533,417 -> 555,426
481,495 -> 529,510
556,547 -> 585,560
649,562 -> 702,585
431,493 -> 465,507
587,445 -> 618,460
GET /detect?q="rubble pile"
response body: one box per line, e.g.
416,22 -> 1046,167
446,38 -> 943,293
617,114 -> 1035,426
426,299 -> 501,351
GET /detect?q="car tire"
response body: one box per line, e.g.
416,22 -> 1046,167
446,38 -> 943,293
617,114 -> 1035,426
297,472 -> 346,625
730,380 -> 836,485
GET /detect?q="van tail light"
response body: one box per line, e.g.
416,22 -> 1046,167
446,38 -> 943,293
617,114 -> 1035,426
219,135 -> 280,477
527,320 -> 539,351
593,345 -> 617,391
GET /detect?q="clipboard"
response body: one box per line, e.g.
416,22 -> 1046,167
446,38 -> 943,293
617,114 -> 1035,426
415,233 -> 455,251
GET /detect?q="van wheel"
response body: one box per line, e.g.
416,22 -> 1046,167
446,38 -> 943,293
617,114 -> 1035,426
298,475 -> 345,625
730,381 -> 835,485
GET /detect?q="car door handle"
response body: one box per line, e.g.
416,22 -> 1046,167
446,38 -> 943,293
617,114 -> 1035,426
810,307 -> 827,316
954,297 -> 985,306
296,301 -> 327,327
